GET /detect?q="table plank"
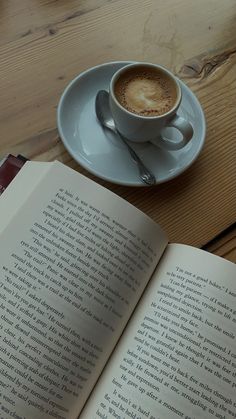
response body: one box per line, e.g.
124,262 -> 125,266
1,0 -> 236,145
0,0 -> 235,250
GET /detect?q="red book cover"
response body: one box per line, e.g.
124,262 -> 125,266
0,154 -> 28,195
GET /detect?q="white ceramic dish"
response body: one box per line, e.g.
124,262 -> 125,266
57,61 -> 206,186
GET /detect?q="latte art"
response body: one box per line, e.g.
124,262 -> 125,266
114,67 -> 177,117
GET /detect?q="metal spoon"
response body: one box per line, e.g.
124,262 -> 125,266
95,90 -> 156,186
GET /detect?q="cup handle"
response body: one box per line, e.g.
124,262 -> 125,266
158,114 -> 194,151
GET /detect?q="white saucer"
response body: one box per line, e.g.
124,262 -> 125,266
57,61 -> 206,186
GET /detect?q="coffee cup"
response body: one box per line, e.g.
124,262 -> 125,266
109,62 -> 193,150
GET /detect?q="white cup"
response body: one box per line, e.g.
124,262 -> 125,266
109,62 -> 193,150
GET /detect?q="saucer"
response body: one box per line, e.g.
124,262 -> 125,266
57,61 -> 206,186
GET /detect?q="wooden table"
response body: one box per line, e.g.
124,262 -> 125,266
0,0 -> 235,262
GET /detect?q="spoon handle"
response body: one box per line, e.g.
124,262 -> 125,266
117,132 -> 156,186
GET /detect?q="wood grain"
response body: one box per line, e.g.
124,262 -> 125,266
0,0 -> 235,260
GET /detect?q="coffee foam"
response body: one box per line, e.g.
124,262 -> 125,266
114,67 -> 177,116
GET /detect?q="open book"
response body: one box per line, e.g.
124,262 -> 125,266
0,161 -> 235,419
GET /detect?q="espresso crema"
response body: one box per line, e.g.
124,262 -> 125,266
114,66 -> 178,117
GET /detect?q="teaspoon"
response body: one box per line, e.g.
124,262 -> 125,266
95,90 -> 156,186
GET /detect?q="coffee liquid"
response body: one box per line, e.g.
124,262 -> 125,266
114,66 -> 177,117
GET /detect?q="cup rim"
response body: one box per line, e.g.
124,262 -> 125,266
110,62 -> 182,120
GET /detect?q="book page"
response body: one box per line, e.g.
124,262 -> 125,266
0,162 -> 168,419
0,161 -> 51,233
81,244 -> 236,419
